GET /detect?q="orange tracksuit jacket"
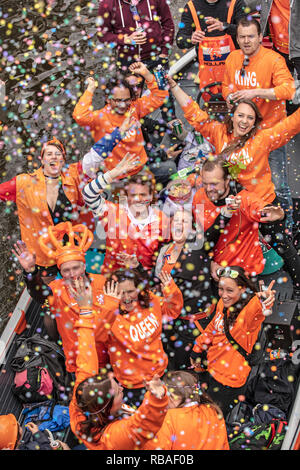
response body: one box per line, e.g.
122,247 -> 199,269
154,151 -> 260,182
99,279 -> 184,389
72,77 -> 168,175
48,273 -> 110,373
69,308 -> 169,450
192,188 -> 267,275
183,100 -> 300,203
192,295 -> 265,388
0,164 -> 92,267
222,46 -> 295,129
143,404 -> 229,450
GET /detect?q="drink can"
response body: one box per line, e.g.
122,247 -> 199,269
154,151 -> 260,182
194,132 -> 203,144
136,26 -> 144,33
172,120 -> 183,136
153,65 -> 168,90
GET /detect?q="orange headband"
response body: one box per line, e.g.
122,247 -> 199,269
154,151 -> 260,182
41,136 -> 66,160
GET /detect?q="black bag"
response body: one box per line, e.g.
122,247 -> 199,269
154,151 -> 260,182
10,334 -> 72,404
245,357 -> 299,415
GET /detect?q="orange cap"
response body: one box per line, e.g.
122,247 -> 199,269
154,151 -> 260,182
0,414 -> 19,450
38,221 -> 94,269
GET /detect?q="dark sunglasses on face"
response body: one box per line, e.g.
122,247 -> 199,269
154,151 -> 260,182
111,97 -> 132,104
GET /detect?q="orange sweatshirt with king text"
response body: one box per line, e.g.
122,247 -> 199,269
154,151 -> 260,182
222,46 -> 295,128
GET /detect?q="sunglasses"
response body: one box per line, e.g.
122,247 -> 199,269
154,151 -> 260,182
217,267 -> 239,279
111,97 -> 132,104
240,55 -> 249,78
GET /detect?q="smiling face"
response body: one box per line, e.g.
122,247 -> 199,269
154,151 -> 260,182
118,279 -> 139,312
108,85 -> 132,115
41,144 -> 65,177
126,183 -> 152,214
237,24 -> 262,57
218,277 -> 246,309
171,210 -> 193,243
232,102 -> 256,138
201,166 -> 230,202
60,260 -> 86,283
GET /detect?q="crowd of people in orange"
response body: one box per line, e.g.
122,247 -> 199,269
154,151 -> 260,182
0,0 -> 299,452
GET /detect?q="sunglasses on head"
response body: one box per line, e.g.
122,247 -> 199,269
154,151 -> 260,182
217,267 -> 239,279
240,55 -> 250,78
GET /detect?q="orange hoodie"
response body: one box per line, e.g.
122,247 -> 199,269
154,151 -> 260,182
72,77 -> 168,175
193,187 -> 267,275
192,295 -> 265,388
143,404 -> 229,450
222,46 -> 295,128
183,99 -> 300,203
69,311 -> 169,450
48,273 -> 113,373
99,279 -> 184,389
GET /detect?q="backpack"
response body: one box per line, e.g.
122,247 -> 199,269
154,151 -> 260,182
10,334 -> 72,404
12,366 -> 54,403
228,419 -> 287,450
245,357 -> 299,415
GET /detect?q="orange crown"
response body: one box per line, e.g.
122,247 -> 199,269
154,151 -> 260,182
38,222 -> 94,269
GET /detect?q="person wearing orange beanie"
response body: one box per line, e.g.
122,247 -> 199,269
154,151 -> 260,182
13,222 -> 115,373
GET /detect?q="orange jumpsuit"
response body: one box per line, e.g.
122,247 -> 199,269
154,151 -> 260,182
182,99 -> 300,203
143,403 -> 229,450
69,308 -> 169,450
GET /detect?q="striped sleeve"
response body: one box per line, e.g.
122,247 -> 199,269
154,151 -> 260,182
82,172 -> 110,216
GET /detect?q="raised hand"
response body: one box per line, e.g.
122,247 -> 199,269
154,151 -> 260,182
112,152 -> 141,179
115,252 -> 139,269
129,62 -> 152,80
86,76 -> 97,93
119,108 -> 136,135
259,205 -> 285,222
68,276 -> 93,309
158,271 -> 172,287
145,374 -> 165,399
12,240 -> 36,273
257,280 -> 276,314
104,279 -> 122,300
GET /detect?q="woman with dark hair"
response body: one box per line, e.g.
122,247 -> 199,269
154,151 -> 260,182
190,265 -> 276,416
143,370 -> 229,450
92,268 -> 183,407
169,77 -> 300,300
0,137 -> 92,282
69,278 -> 168,450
